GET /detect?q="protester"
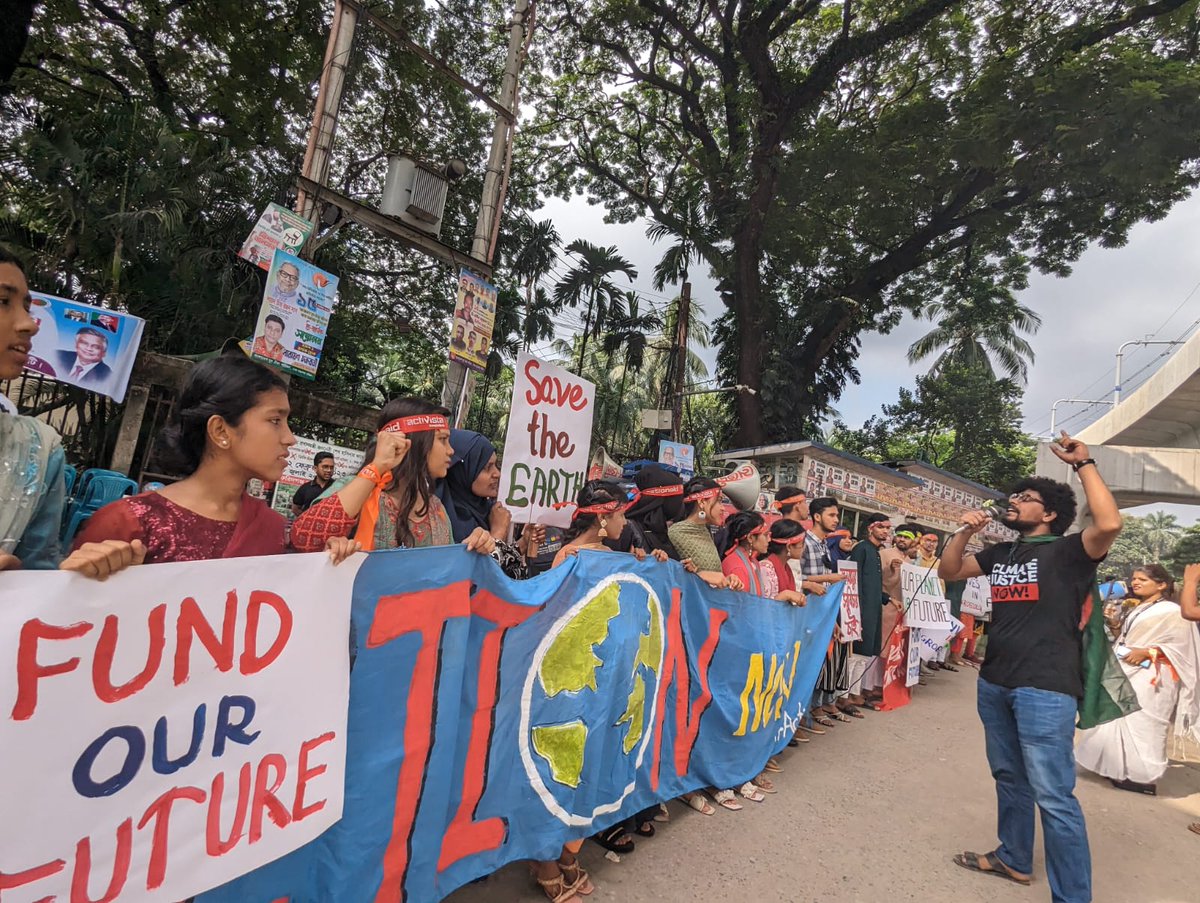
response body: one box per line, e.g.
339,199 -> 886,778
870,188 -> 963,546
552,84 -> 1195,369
291,450 -> 336,515
667,476 -> 741,591
434,428 -> 543,578
1076,563 -> 1200,794
916,532 -> 956,672
0,247 -> 67,571
848,513 -> 894,707
725,511 -> 808,607
62,354 -> 295,575
290,398 -> 496,559
609,463 -> 683,558
940,432 -> 1122,903
773,485 -> 810,524
802,497 -> 850,725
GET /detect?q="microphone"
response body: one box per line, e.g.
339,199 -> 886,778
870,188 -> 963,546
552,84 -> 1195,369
950,499 -> 1006,536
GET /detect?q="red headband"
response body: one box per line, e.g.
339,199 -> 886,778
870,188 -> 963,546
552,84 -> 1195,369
381,414 -> 449,434
640,484 -> 683,498
772,533 -> 806,546
683,486 -> 722,503
553,492 -> 639,519
772,493 -> 806,510
749,523 -> 769,536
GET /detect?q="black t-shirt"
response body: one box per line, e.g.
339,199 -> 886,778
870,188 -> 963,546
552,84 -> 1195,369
973,533 -> 1102,698
291,479 -> 329,513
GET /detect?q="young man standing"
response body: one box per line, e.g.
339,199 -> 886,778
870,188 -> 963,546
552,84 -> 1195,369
291,451 -> 336,515
801,497 -> 849,722
939,432 -> 1121,903
773,485 -> 810,525
848,513 -> 892,704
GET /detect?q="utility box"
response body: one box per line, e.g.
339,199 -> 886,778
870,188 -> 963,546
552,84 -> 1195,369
381,153 -> 450,237
640,409 -> 673,430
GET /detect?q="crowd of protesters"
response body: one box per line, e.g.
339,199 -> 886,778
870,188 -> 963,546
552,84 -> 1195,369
5,243 -> 1200,902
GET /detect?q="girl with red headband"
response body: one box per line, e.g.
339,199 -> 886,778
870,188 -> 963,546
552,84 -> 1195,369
667,476 -> 742,592
291,397 -> 495,558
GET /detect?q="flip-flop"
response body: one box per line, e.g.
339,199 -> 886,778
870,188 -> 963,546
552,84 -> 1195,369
952,851 -> 1031,886
593,825 -> 635,854
840,706 -> 865,719
763,757 -> 783,773
653,803 -> 671,823
941,663 -> 960,672
634,821 -> 656,837
831,711 -> 852,722
813,715 -> 836,727
788,732 -> 810,744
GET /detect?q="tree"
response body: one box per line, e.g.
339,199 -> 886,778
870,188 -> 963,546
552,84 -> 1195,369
1143,510 -> 1184,560
601,291 -> 662,448
552,239 -> 637,372
535,1 -> 1200,444
506,215 -> 562,349
829,362 -> 1035,489
1101,515 -> 1154,583
907,270 -> 1042,383
1165,525 -> 1200,580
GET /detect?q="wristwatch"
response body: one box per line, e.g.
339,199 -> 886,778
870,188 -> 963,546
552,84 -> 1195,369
1071,458 -> 1097,472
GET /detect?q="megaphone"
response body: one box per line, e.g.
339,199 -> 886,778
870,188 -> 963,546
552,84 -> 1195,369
716,462 -> 761,511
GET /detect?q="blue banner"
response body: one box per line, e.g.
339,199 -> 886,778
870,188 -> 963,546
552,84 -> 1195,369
200,546 -> 840,903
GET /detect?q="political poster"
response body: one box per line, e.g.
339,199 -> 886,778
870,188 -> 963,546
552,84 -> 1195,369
900,562 -> 953,630
498,352 -> 596,527
0,553 -> 357,903
23,292 -> 145,402
196,546 -> 842,903
448,269 -> 497,374
238,203 -> 314,272
961,575 -> 992,618
270,436 -> 362,516
249,250 -> 338,380
837,560 -> 862,642
658,441 -> 695,479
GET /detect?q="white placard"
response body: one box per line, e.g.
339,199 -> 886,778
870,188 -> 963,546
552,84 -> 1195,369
901,562 -> 953,629
497,352 -> 596,528
837,560 -> 862,642
905,629 -> 922,686
961,576 -> 992,618
0,554 -> 358,902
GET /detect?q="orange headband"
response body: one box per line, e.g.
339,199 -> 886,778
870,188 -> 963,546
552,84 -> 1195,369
684,486 -> 722,503
553,491 -> 639,519
771,532 -> 806,546
773,493 -> 806,510
381,414 -> 449,434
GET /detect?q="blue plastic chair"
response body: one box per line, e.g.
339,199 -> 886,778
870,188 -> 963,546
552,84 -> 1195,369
62,474 -> 139,546
62,463 -> 77,498
73,468 -> 128,502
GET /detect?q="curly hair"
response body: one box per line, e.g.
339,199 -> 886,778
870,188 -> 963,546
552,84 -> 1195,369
1008,476 -> 1077,535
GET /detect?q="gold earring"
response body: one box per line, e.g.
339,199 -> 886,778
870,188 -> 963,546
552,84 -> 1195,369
598,518 -> 609,539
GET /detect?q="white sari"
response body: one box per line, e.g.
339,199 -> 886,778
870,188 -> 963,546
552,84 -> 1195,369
1076,600 -> 1200,783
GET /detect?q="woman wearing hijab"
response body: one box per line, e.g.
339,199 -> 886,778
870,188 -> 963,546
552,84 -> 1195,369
434,429 -> 543,578
609,464 -> 684,559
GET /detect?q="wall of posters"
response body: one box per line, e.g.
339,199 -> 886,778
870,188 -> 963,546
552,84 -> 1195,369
270,435 -> 363,515
238,203 -> 314,272
448,269 -> 496,374
249,250 -> 338,380
23,292 -> 145,402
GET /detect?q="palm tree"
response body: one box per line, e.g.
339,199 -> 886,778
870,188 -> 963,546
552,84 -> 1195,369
645,192 -> 716,292
1143,511 -> 1182,560
508,216 -> 561,349
907,279 -> 1042,383
553,239 -> 637,372
602,292 -> 663,448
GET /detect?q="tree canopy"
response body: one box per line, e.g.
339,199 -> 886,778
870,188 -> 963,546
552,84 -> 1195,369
533,0 -> 1200,444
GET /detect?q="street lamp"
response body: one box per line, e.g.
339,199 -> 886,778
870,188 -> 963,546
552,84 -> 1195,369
1114,339 -> 1184,403
1049,398 -> 1114,436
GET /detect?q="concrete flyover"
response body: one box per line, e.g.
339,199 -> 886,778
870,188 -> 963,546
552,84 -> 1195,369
1036,325 -> 1200,508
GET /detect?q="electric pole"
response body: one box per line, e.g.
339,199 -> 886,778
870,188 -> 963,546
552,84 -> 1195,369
670,281 -> 691,442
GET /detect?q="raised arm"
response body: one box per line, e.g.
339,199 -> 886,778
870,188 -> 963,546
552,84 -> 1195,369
1048,431 -> 1121,560
939,512 -> 987,582
1181,563 -> 1200,622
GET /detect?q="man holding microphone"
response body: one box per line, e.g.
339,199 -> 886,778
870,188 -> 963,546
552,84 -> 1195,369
938,432 -> 1121,903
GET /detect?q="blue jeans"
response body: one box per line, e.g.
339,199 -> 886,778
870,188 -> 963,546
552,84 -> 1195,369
977,678 -> 1091,903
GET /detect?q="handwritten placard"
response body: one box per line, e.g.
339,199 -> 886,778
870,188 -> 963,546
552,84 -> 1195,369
0,554 -> 357,902
837,560 -> 862,642
900,562 -> 953,630
498,352 -> 596,528
961,576 -> 992,618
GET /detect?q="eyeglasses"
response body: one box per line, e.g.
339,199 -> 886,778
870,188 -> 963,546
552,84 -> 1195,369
277,271 -> 300,283
1009,492 -> 1044,505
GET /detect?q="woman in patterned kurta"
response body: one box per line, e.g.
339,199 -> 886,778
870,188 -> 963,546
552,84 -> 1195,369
290,398 -> 495,558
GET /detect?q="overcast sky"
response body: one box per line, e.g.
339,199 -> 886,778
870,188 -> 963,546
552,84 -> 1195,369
537,192 -> 1200,523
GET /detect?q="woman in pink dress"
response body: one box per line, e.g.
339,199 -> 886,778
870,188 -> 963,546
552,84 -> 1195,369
62,354 -> 296,574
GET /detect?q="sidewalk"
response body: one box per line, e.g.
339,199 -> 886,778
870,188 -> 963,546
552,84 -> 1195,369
447,668 -> 1200,903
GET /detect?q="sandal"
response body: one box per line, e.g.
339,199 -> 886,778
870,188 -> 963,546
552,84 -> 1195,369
710,788 -> 743,811
533,870 -> 583,903
941,663 -> 959,672
752,773 -> 777,794
653,802 -> 671,822
739,781 -> 766,802
681,792 -> 715,816
788,732 -> 810,744
840,705 -> 865,719
763,757 -> 783,773
831,710 -> 852,723
952,851 -> 1031,886
593,824 -> 634,854
1189,823 -> 1200,836
813,715 -> 836,728
861,701 -> 885,711
559,859 -> 593,896
634,821 -> 656,837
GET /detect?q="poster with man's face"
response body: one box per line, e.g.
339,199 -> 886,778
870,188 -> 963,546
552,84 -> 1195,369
448,269 -> 496,374
249,250 -> 339,380
238,203 -> 314,273
22,293 -> 145,402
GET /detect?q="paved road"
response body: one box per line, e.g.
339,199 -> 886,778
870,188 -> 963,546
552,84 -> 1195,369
447,667 -> 1200,903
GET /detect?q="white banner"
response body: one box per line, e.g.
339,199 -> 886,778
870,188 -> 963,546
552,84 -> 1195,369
498,352 -> 596,528
271,435 -> 362,515
837,560 -> 862,642
0,554 -> 358,903
961,575 -> 992,618
905,628 -> 922,687
900,562 -> 953,629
